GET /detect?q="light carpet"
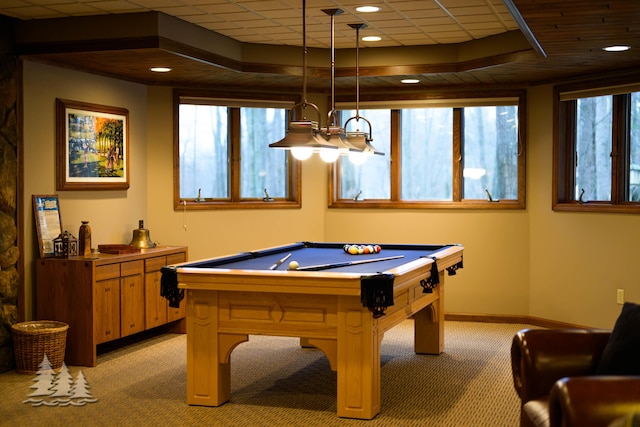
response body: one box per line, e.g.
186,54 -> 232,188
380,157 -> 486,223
0,320 -> 530,426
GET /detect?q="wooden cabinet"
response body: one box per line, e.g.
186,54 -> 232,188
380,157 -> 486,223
144,252 -> 186,329
120,260 -> 145,337
36,246 -> 188,367
144,257 -> 168,330
94,277 -> 120,344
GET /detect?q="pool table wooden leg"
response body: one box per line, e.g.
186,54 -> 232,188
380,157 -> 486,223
185,290 -> 247,407
336,297 -> 381,420
414,271 -> 445,354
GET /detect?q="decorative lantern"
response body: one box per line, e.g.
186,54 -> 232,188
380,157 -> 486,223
54,231 -> 78,258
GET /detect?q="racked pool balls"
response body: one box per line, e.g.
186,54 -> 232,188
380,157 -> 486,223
343,244 -> 381,255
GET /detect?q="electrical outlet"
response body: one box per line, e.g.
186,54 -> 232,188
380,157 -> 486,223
617,289 -> 625,305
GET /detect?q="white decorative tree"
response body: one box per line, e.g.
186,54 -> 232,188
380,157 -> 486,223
23,354 -> 55,403
49,362 -> 73,401
69,371 -> 98,404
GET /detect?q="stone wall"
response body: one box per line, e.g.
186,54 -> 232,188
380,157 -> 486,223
0,15 -> 19,373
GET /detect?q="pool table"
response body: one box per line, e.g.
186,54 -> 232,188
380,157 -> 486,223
163,242 -> 463,419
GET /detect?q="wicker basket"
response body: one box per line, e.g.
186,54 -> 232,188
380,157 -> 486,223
11,321 -> 69,374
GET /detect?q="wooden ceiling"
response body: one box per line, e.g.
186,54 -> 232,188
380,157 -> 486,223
3,0 -> 640,94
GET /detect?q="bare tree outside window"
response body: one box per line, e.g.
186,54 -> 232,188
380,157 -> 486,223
179,104 -> 229,199
463,106 -> 519,200
575,96 -> 612,201
240,108 -> 287,198
401,108 -> 453,201
339,109 -> 391,200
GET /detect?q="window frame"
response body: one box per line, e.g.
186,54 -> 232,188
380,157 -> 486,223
553,76 -> 640,213
329,90 -> 526,209
173,89 -> 301,210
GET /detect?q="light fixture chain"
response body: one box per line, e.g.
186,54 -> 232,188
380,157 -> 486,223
330,11 -> 336,126
355,25 -> 360,119
302,0 -> 307,106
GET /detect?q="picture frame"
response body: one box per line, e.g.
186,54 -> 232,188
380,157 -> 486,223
33,194 -> 63,258
56,98 -> 129,191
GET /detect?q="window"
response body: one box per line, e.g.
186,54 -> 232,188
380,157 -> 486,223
339,109 -> 391,200
463,106 -> 520,201
174,91 -> 300,209
332,92 -> 525,209
554,80 -> 640,212
402,108 -> 453,201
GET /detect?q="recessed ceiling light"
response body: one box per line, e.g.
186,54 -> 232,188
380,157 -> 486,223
150,67 -> 172,73
362,36 -> 381,42
356,6 -> 380,13
401,79 -> 420,84
603,45 -> 630,52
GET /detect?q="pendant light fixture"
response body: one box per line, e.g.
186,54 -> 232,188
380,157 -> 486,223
269,0 -> 339,161
317,8 -> 363,163
344,23 -> 383,164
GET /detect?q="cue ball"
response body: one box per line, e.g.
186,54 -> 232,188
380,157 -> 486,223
288,260 -> 299,270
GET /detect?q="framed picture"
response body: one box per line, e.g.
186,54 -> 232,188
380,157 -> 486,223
33,195 -> 63,258
56,98 -> 129,190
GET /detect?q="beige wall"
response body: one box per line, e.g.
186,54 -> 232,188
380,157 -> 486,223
527,85 -> 640,328
22,60 -> 638,328
22,61 -> 149,319
325,209 -> 530,318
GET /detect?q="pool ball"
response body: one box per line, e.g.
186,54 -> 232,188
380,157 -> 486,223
288,260 -> 299,270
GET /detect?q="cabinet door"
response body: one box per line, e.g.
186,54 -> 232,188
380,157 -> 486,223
166,252 -> 187,322
120,261 -> 145,337
145,268 -> 167,328
95,278 -> 121,344
145,255 -> 168,329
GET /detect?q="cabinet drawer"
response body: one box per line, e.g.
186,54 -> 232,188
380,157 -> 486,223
96,264 -> 120,281
145,256 -> 167,273
121,260 -> 143,277
167,252 -> 186,265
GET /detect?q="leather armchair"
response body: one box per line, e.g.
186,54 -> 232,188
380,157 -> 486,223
511,328 -> 640,427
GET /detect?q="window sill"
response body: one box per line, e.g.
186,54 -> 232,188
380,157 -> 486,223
175,200 -> 301,210
553,202 -> 640,214
329,200 -> 525,209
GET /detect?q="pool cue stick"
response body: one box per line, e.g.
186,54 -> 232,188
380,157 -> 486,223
269,253 -> 292,270
296,255 -> 404,272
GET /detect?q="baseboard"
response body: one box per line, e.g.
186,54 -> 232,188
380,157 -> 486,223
445,312 -> 590,329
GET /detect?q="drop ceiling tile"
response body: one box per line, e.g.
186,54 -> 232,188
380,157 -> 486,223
3,5 -> 65,17
36,3 -> 105,15
438,0 -> 488,7
193,2 -> 246,13
399,9 -> 450,19
412,17 -> 458,26
155,6 -> 206,16
86,1 -> 146,13
257,9 -> 303,19
128,0 -> 181,7
445,6 -> 496,16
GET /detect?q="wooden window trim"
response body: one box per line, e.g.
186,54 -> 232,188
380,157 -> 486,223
173,90 -> 301,210
553,75 -> 640,214
330,91 -> 526,210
